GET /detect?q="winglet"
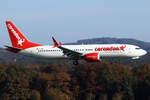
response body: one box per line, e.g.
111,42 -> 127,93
59,42 -> 62,46
52,37 -> 59,48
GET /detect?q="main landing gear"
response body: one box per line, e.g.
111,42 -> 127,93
73,60 -> 79,65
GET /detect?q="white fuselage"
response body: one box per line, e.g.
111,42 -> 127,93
5,21 -> 147,65
19,44 -> 147,59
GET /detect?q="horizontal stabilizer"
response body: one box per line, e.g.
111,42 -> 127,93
4,45 -> 22,53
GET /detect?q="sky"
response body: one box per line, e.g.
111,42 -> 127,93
0,0 -> 150,46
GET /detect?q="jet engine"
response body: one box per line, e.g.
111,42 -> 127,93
84,53 -> 100,62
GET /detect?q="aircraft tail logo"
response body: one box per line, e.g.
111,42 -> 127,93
7,23 -> 25,46
6,21 -> 41,49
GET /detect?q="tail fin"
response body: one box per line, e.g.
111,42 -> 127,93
6,21 -> 41,49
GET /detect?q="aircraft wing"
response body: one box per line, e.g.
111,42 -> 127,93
52,37 -> 82,59
58,46 -> 82,59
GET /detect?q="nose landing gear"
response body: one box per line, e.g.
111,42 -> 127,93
73,60 -> 79,65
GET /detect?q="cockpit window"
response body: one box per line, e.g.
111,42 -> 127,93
135,48 -> 141,50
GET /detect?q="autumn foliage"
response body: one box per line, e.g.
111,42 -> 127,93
0,62 -> 150,100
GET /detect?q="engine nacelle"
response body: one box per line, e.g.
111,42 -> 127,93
84,53 -> 100,62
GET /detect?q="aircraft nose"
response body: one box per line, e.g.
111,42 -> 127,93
142,50 -> 147,56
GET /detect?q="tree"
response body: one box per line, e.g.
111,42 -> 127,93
29,90 -> 41,100
44,88 -> 69,100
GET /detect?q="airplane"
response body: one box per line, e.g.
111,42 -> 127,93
5,21 -> 147,65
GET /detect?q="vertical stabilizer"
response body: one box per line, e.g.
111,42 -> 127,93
6,21 -> 41,49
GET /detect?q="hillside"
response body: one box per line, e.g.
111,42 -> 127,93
76,37 -> 150,51
1,60 -> 150,100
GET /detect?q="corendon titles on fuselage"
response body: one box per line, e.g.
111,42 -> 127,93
95,45 -> 126,51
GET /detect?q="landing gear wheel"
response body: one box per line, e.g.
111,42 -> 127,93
73,60 -> 79,65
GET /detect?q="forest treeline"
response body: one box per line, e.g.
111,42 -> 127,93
0,62 -> 150,100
